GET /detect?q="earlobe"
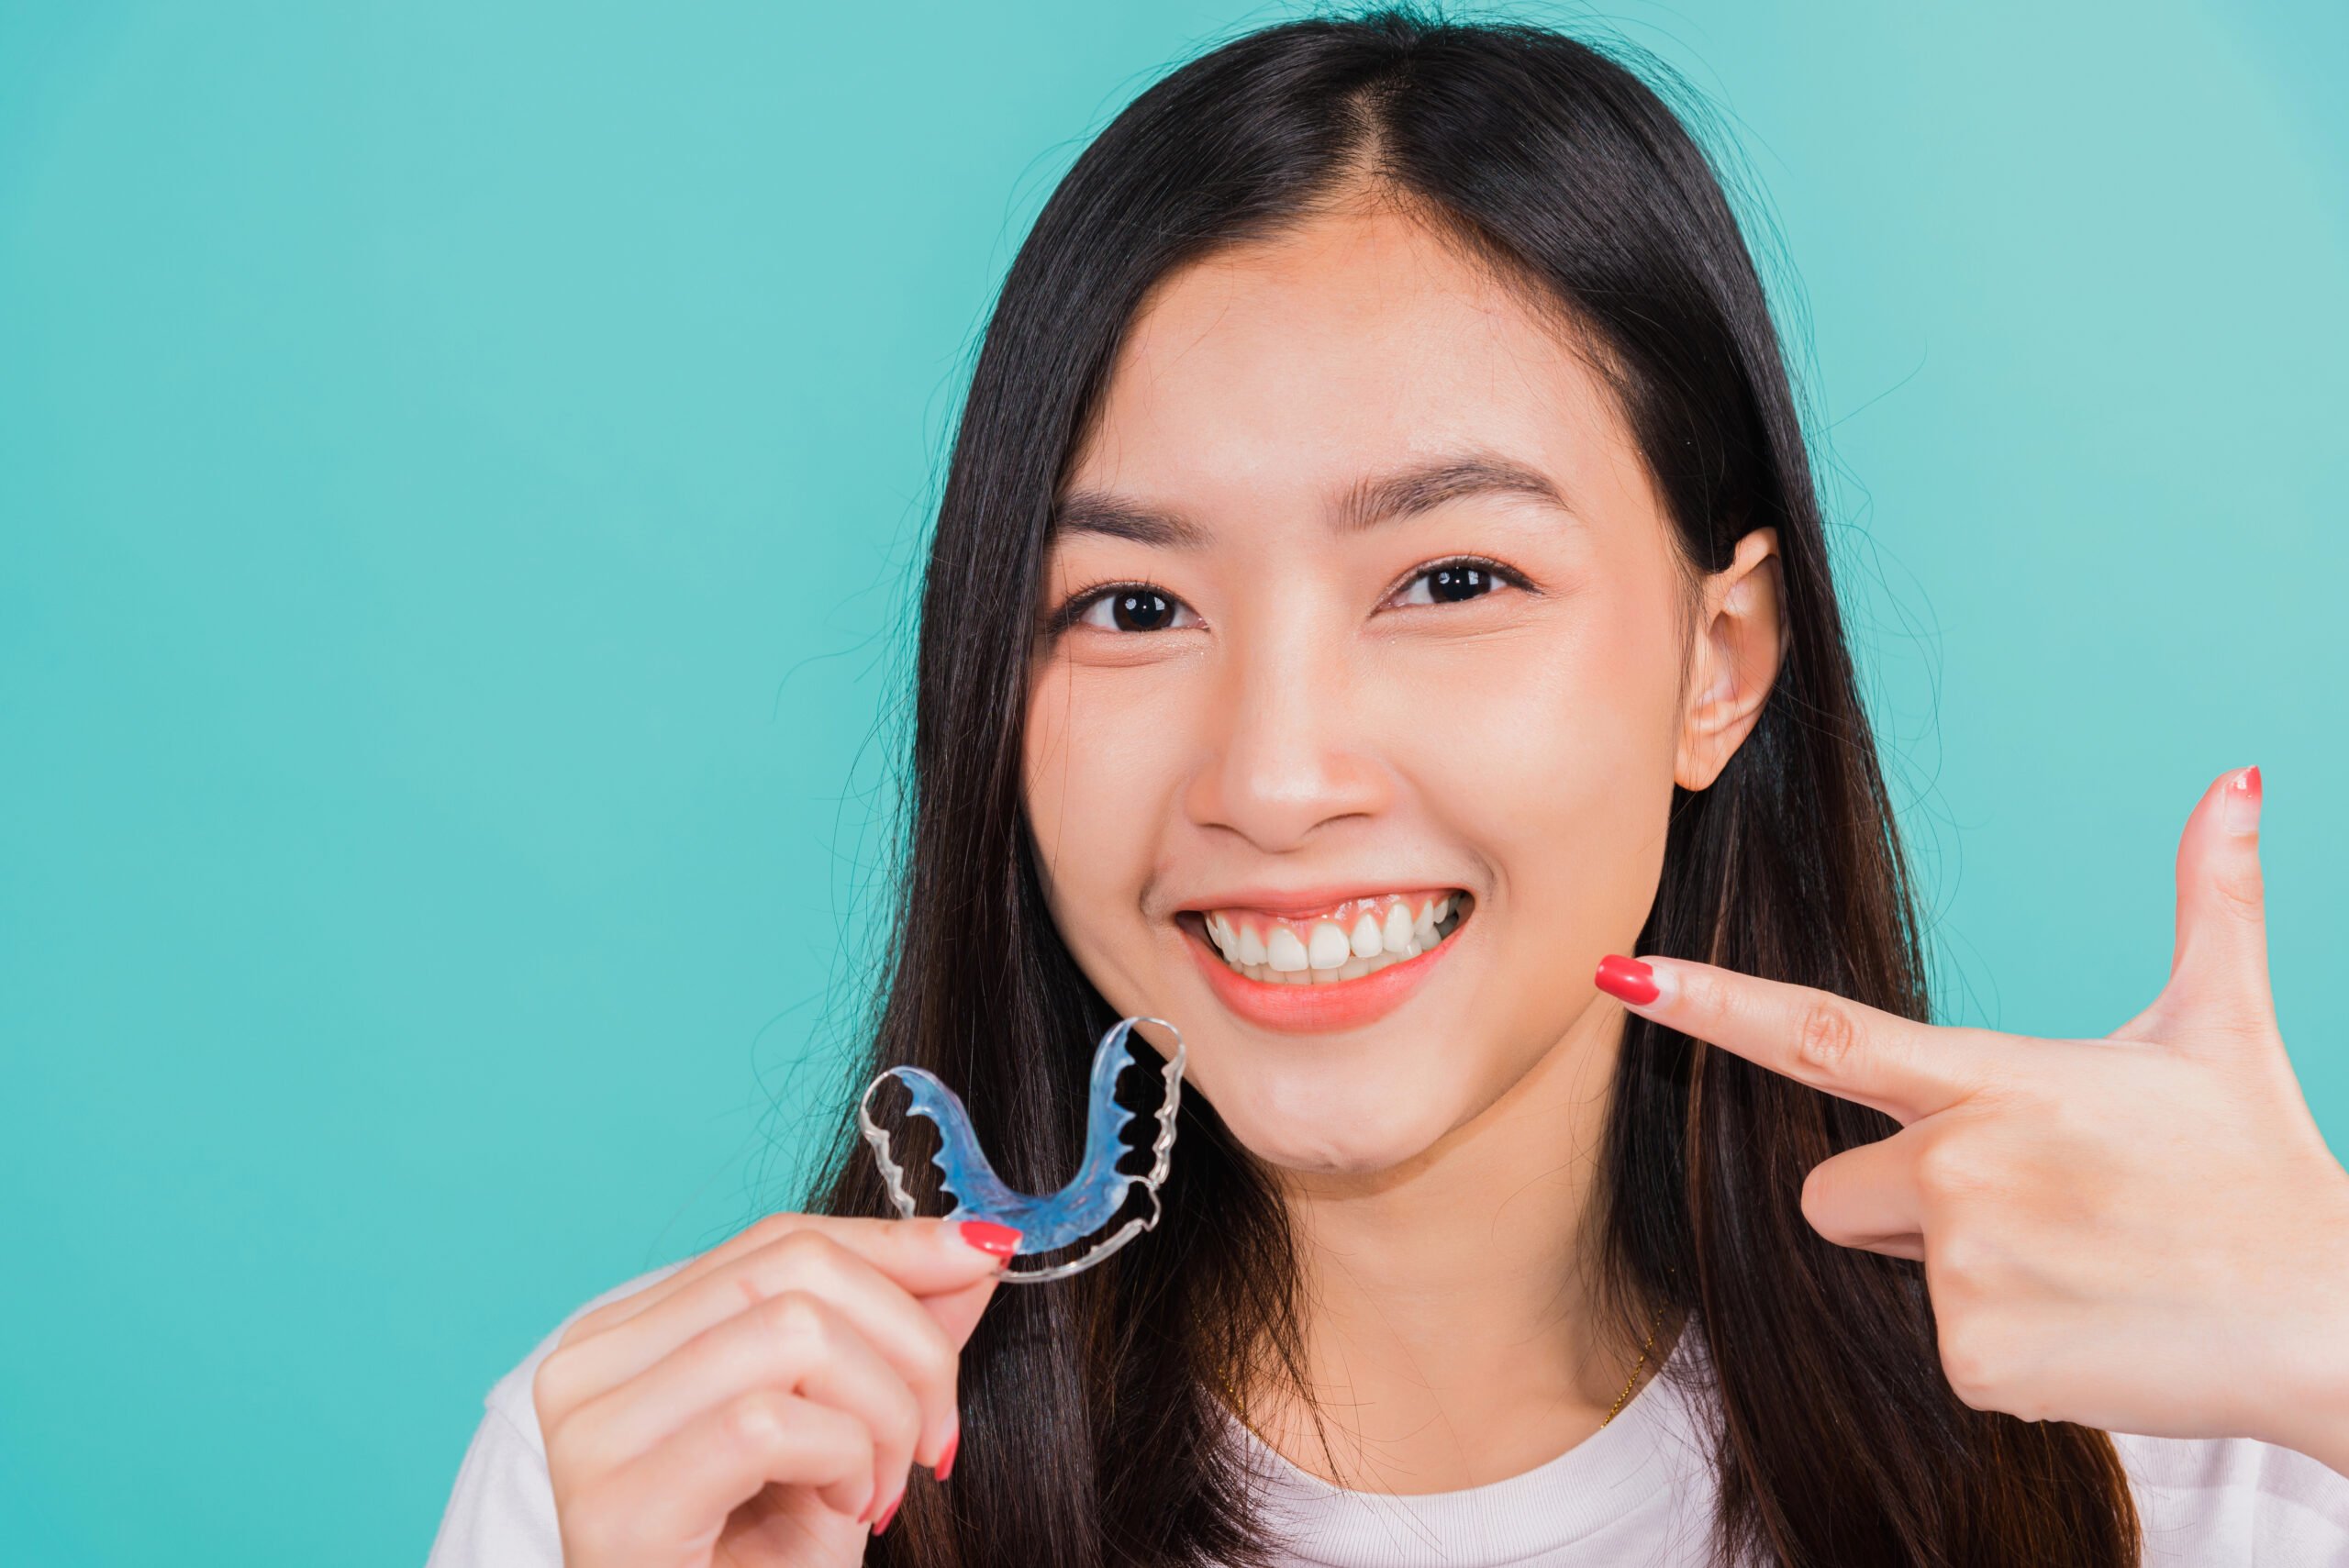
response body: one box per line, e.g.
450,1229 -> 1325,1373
1675,528 -> 1785,791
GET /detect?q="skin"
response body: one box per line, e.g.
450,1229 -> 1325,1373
1022,199 -> 1781,1486
1613,766 -> 2349,1473
534,200 -> 2349,1566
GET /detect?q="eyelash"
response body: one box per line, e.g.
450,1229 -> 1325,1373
1051,555 -> 1532,634
1384,555 -> 1532,607
1052,582 -> 1197,635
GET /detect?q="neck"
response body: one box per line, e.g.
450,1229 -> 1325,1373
1245,1002 -> 1641,1494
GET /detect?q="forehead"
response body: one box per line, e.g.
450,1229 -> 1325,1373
1070,204 -> 1626,500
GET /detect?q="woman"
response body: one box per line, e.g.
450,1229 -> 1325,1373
430,14 -> 2349,1567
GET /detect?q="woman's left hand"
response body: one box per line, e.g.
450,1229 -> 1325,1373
1598,767 -> 2349,1473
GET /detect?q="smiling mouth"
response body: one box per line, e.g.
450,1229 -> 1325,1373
1186,892 -> 1471,985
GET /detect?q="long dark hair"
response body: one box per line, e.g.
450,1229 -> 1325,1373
822,13 -> 2141,1566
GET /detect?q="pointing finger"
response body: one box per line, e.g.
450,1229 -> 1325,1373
1595,954 -> 1989,1125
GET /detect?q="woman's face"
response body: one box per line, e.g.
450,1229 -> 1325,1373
1024,203 -> 1780,1177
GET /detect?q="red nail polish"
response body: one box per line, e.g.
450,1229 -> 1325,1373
959,1220 -> 1021,1260
934,1429 -> 959,1482
1595,955 -> 1659,1006
872,1495 -> 901,1536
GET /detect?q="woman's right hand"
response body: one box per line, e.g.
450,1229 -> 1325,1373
533,1214 -> 1019,1568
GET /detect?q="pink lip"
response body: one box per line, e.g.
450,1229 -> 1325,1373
1186,920 -> 1457,1033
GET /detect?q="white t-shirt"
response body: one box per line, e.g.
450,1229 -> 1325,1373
429,1270 -> 2349,1566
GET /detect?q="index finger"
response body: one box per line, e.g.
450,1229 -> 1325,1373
566,1215 -> 1019,1348
1594,954 -> 1985,1125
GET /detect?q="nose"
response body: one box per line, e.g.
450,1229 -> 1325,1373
1184,627 -> 1392,852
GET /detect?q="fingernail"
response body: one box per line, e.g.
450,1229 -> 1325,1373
872,1494 -> 901,1536
959,1220 -> 1021,1260
1595,954 -> 1660,1006
2224,766 -> 2262,836
934,1427 -> 959,1482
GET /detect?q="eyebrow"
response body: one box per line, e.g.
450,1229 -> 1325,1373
1050,452 -> 1568,545
1338,455 -> 1569,531
1050,494 -> 1205,547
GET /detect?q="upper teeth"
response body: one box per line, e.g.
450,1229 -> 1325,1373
1201,894 -> 1463,984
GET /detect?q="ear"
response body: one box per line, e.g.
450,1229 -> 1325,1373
1675,528 -> 1785,791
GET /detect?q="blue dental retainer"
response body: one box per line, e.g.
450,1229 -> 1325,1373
855,1017 -> 1186,1284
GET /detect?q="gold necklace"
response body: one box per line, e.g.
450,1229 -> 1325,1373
1599,1305 -> 1667,1428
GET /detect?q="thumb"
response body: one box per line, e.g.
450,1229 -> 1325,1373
924,1271 -> 1006,1350
896,1218 -> 1016,1346
2158,765 -> 2276,1038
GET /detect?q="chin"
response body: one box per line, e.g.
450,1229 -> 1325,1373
1192,1060 -> 1466,1178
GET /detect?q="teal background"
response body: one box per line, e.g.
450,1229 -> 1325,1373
3,0 -> 2343,1560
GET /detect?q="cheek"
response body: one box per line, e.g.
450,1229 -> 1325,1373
1376,602 -> 1686,880
1021,661 -> 1190,958
1021,662 -> 1076,854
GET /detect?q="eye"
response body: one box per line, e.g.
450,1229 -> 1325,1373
1390,558 -> 1521,607
1074,584 -> 1198,632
